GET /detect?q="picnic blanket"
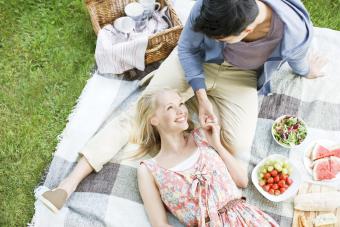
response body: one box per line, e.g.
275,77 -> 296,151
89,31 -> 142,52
30,27 -> 340,227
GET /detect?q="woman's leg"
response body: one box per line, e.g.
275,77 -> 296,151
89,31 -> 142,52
57,156 -> 93,196
40,156 -> 94,212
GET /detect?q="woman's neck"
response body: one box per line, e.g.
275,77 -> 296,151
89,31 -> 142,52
159,131 -> 188,155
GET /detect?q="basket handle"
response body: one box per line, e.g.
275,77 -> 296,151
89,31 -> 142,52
145,43 -> 163,54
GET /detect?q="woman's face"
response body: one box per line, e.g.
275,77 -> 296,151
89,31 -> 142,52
150,90 -> 189,133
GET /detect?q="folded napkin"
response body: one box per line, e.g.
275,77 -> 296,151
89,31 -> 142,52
95,25 -> 148,74
95,7 -> 171,74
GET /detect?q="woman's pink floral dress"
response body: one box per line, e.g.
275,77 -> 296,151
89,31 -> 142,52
141,128 -> 279,227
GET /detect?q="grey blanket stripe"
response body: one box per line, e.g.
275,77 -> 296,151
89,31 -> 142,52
259,93 -> 340,130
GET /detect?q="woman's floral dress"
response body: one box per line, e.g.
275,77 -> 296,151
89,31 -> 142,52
141,128 -> 279,227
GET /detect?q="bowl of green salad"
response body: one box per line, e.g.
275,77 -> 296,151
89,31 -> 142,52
271,115 -> 308,148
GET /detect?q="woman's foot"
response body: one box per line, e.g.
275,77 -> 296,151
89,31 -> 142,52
39,188 -> 68,213
39,156 -> 94,212
39,177 -> 76,213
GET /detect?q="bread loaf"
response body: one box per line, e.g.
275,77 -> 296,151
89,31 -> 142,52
294,191 -> 340,211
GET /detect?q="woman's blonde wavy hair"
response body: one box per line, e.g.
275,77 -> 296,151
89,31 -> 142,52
129,88 -> 195,159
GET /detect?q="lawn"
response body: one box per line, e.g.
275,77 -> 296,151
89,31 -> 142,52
0,0 -> 339,226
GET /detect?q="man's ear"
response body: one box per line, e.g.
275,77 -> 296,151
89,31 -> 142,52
150,116 -> 159,126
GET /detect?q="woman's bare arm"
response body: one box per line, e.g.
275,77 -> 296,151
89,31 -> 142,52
214,144 -> 249,188
202,123 -> 249,188
137,164 -> 173,227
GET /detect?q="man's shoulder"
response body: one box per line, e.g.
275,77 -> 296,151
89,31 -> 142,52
265,0 -> 313,56
263,0 -> 310,20
188,0 -> 203,21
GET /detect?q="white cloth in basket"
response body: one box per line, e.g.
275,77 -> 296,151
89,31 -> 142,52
95,8 -> 170,74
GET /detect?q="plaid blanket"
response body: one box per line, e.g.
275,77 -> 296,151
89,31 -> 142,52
31,28 -> 340,227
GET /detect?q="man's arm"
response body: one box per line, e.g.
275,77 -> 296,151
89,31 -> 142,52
287,50 -> 327,79
287,51 -> 310,76
177,0 -> 206,91
177,0 -> 218,125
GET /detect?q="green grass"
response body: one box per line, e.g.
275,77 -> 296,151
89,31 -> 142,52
303,0 -> 340,29
0,0 -> 339,226
0,0 -> 95,226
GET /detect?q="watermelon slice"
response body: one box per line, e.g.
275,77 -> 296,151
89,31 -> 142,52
329,145 -> 340,158
313,158 -> 336,181
330,156 -> 340,175
312,143 -> 334,161
313,156 -> 340,181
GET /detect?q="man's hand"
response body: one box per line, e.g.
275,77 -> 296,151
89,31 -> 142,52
195,89 -> 218,127
305,51 -> 328,79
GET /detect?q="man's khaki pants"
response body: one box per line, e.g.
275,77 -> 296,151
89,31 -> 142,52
80,48 -> 258,172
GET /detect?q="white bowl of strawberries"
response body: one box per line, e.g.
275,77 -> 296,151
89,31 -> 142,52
251,154 -> 302,202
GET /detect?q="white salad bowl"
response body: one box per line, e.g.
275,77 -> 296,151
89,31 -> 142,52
271,115 -> 308,149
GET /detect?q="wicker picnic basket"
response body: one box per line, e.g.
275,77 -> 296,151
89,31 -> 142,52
85,0 -> 183,64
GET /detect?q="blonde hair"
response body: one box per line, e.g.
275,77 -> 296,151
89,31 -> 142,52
129,88 -> 194,159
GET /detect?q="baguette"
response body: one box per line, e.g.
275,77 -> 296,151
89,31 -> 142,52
294,191 -> 340,211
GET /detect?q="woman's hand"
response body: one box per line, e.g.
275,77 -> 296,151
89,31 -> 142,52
202,119 -> 222,150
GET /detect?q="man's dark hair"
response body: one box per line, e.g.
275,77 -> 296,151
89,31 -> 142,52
193,0 -> 259,38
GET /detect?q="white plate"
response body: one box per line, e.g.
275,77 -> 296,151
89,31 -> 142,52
271,115 -> 308,149
251,154 -> 302,202
303,139 -> 340,182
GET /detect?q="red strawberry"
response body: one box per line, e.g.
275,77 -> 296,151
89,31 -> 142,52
274,190 -> 281,195
264,173 -> 271,180
272,184 -> 279,190
280,174 -> 288,181
286,178 -> 293,185
278,180 -> 285,188
274,176 -> 280,183
263,185 -> 270,192
267,177 -> 274,184
270,170 -> 278,177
